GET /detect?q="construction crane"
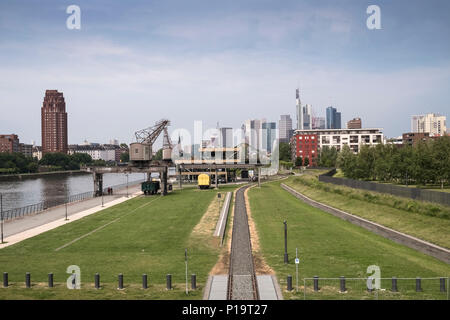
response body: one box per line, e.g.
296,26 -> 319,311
130,119 -> 170,163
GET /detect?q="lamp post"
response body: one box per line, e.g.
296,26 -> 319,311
284,220 -> 288,264
1,194 -> 4,244
126,173 -> 129,198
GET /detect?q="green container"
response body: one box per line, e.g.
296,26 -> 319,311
141,181 -> 160,195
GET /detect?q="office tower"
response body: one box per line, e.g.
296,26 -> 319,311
279,115 -> 293,143
312,117 -> 326,129
326,106 -> 341,129
262,122 -> 277,153
296,88 -> 303,130
243,119 -> 265,150
41,90 -> 68,154
303,104 -> 312,130
411,113 -> 447,136
220,127 -> 233,147
347,117 -> 362,129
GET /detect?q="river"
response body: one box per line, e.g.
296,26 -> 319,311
0,172 -> 147,212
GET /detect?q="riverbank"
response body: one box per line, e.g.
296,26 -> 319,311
0,170 -> 90,181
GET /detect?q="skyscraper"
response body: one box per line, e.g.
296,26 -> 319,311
296,88 -> 303,130
279,115 -> 293,143
41,90 -> 68,154
303,104 -> 312,130
262,122 -> 277,153
326,106 -> 341,129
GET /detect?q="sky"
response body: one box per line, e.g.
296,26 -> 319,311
1,0 -> 449,147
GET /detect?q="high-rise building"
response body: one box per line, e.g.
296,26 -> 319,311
303,104 -> 312,130
243,119 -> 265,150
262,122 -> 277,153
0,134 -> 19,153
312,116 -> 326,129
411,113 -> 447,136
41,90 -> 68,154
219,127 -> 233,147
296,88 -> 303,130
279,115 -> 293,143
347,117 -> 362,129
326,106 -> 341,129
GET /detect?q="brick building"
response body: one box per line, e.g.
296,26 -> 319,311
291,133 -> 319,166
347,117 -> 362,129
0,134 -> 20,153
41,90 -> 68,154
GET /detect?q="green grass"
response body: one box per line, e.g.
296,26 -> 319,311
284,173 -> 450,248
0,185 -> 238,300
248,181 -> 450,300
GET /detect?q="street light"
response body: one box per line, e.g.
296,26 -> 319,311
126,173 -> 129,198
284,220 -> 288,264
1,194 -> 4,244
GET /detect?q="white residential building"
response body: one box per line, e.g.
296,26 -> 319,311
411,113 -> 447,136
293,128 -> 384,153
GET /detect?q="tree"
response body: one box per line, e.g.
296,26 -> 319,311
337,145 -> 357,178
279,142 -> 291,162
120,152 -> 129,162
431,136 -> 450,188
153,148 -> 163,160
295,156 -> 303,167
303,157 -> 309,167
70,153 -> 93,165
318,146 -> 338,167
120,143 -> 129,150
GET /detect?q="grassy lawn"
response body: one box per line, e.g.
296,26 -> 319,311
284,173 -> 450,249
248,181 -> 450,300
0,185 -> 237,300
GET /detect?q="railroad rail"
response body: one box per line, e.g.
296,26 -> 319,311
227,184 -> 259,300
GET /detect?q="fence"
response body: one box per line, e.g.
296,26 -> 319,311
0,179 -> 145,221
318,169 -> 450,206
299,277 -> 449,300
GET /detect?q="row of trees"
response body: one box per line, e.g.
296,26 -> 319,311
0,152 -> 114,174
337,137 -> 450,188
0,153 -> 39,174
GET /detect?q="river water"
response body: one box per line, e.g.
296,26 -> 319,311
0,172 -> 147,212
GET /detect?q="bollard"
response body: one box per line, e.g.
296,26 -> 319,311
142,274 -> 148,289
440,278 -> 446,292
3,272 -> 8,288
416,277 -> 422,292
313,276 -> 319,292
25,272 -> 31,288
48,273 -> 53,288
95,273 -> 100,289
118,273 -> 124,290
166,274 -> 172,290
340,276 -> 346,293
391,277 -> 398,292
367,278 -> 373,292
287,275 -> 293,291
191,274 -> 196,290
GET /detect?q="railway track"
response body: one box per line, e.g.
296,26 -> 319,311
227,184 -> 259,300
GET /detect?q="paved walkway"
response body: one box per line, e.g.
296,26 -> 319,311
0,184 -> 142,248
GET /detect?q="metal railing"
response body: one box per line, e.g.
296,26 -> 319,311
297,277 -> 449,300
0,179 -> 145,221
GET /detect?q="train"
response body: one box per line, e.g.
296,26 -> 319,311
198,173 -> 211,189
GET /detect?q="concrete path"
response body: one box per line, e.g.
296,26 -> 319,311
213,192 -> 232,238
1,184 -> 142,239
204,275 -> 282,300
0,184 -> 142,249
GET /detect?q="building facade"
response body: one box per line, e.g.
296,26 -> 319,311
279,115 -> 293,143
296,88 -> 302,130
19,143 -> 33,158
312,116 -> 326,129
0,134 -> 20,153
291,128 -> 384,162
347,117 -> 362,129
291,133 -> 319,166
411,113 -> 447,136
402,132 -> 433,146
262,122 -> 277,153
326,106 -> 341,129
41,90 -> 68,154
